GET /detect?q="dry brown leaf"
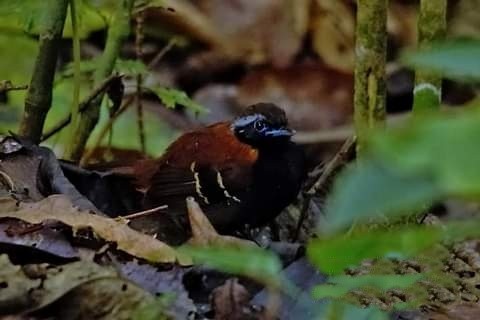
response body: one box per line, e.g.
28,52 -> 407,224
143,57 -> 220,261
46,278 -> 154,320
196,0 -> 310,66
387,1 -> 417,48
25,260 -> 118,313
0,195 -> 190,265
211,278 -> 252,320
144,0 -> 224,47
449,0 -> 480,39
0,254 -> 41,313
186,197 -> 255,248
310,0 -> 355,72
148,0 -> 310,67
0,255 -> 148,319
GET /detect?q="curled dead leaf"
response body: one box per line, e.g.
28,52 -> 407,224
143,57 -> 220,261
0,195 -> 190,265
186,197 -> 256,248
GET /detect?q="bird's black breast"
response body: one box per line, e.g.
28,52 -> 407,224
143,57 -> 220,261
240,141 -> 306,227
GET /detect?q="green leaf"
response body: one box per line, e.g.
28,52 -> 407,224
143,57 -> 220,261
0,0 -> 108,38
324,160 -> 440,232
402,39 -> 480,81
324,107 -> 480,231
115,59 -> 149,76
308,214 -> 480,275
307,226 -> 441,275
178,245 -> 282,287
0,0 -> 50,34
63,0 -> 108,38
370,110 -> 480,196
312,274 -> 422,299
150,87 -> 207,113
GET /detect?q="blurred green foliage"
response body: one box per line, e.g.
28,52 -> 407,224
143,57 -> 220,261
179,245 -> 283,289
300,38 -> 480,316
308,225 -> 441,275
403,39 -> 480,81
324,107 -> 480,231
312,274 -> 422,299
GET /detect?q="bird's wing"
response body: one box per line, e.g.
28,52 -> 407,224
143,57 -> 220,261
142,122 -> 257,210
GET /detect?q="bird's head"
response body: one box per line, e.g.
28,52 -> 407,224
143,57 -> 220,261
231,103 -> 294,148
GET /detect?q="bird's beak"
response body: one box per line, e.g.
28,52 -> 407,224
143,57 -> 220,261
265,127 -> 294,137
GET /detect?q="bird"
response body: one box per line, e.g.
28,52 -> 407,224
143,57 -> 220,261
109,103 -> 306,243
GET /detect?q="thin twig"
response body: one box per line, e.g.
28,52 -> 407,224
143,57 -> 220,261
306,137 -> 356,196
66,0 -> 82,159
135,9 -> 146,153
0,81 -> 28,93
79,95 -> 135,166
148,37 -> 178,69
79,39 -> 178,166
293,137 -> 356,241
41,74 -> 124,142
115,204 -> 168,222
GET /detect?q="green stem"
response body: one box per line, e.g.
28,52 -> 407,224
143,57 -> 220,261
18,0 -> 69,144
65,0 -> 81,158
412,0 -> 447,113
354,0 -> 388,154
66,0 -> 134,161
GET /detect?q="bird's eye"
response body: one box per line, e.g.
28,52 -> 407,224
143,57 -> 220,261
254,120 -> 266,132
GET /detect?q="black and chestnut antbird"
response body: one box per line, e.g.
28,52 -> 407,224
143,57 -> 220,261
106,103 -> 306,241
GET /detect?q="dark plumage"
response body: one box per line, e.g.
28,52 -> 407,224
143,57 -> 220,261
115,103 -> 306,243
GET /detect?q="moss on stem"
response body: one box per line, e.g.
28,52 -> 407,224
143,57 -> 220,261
19,0 -> 69,144
354,0 -> 388,153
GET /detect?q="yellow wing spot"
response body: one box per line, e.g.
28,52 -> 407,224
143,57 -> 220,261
190,161 -> 210,204
216,171 -> 241,203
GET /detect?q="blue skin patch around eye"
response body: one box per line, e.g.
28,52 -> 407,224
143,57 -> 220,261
231,113 -> 293,137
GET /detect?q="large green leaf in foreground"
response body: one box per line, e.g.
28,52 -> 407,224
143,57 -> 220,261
324,108 -> 480,232
179,245 -> 283,288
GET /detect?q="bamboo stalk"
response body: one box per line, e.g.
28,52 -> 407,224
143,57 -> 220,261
412,0 -> 447,113
354,0 -> 388,153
